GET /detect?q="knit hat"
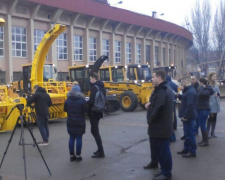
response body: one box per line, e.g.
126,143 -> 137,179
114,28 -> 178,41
72,84 -> 81,92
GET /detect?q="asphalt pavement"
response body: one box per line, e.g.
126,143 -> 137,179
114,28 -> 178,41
0,100 -> 225,180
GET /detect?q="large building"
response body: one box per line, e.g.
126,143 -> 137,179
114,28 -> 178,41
0,0 -> 192,83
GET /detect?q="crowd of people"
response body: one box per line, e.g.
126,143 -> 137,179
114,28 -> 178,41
27,70 -> 220,180
144,71 -> 221,180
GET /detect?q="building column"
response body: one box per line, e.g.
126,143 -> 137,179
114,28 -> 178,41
98,30 -> 102,58
159,41 -> 163,67
150,40 -> 155,71
171,43 -> 174,66
68,26 -> 74,67
143,39 -> 146,64
85,27 -> 89,64
111,33 -> 115,65
5,15 -> 13,83
29,19 -> 34,63
123,35 -> 126,65
132,37 -> 136,64
165,42 -> 169,66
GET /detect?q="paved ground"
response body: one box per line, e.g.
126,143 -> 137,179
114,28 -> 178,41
0,100 -> 225,180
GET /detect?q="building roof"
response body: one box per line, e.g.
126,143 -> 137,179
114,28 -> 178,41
26,0 -> 192,42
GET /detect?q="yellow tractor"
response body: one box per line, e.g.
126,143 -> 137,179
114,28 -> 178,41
99,65 -> 154,111
68,60 -> 120,114
0,24 -> 68,132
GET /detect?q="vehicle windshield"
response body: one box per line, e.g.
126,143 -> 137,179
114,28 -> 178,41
139,67 -> 151,81
112,68 -> 124,82
43,64 -> 53,80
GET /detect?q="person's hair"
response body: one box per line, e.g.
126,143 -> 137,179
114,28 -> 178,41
90,72 -> 99,80
154,70 -> 166,81
207,72 -> 216,86
199,77 -> 208,85
33,85 -> 40,90
181,76 -> 191,84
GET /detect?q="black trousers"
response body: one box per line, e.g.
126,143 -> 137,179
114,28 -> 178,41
90,117 -> 104,152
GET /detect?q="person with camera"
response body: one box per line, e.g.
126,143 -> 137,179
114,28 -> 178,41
27,85 -> 52,146
87,72 -> 106,158
177,76 -> 197,158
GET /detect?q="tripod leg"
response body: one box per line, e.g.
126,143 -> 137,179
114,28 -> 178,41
24,118 -> 52,175
20,116 -> 28,180
0,117 -> 20,169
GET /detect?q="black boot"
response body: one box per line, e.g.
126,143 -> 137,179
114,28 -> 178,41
211,120 -> 217,138
92,151 -> 105,158
198,129 -> 204,145
199,131 -> 209,147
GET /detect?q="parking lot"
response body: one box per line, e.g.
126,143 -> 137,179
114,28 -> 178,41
0,100 -> 225,180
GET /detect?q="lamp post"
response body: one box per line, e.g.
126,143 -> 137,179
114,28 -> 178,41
112,1 -> 123,6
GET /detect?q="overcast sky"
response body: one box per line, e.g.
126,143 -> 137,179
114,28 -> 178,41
108,0 -> 220,26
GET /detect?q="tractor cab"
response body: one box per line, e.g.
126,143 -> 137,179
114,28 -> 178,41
126,64 -> 151,82
68,65 -> 93,94
22,63 -> 55,93
99,66 -> 125,82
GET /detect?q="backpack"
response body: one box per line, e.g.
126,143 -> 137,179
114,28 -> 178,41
92,85 -> 106,113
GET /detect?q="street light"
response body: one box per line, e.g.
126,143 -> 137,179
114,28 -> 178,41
112,1 -> 123,6
0,18 -> 5,26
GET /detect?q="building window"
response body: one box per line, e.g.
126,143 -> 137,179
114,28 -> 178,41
136,44 -> 141,64
89,37 -> 97,62
155,46 -> 159,66
126,42 -> 132,64
74,35 -> 83,61
34,29 -> 48,58
102,39 -> 110,62
0,27 -> 3,56
115,40 -> 121,63
57,33 -> 67,60
12,26 -> 27,58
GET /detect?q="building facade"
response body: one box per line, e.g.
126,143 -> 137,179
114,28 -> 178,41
0,0 -> 192,83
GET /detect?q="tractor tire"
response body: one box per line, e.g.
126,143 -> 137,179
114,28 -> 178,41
120,91 -> 138,112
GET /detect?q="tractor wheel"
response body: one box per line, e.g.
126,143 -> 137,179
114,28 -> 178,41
120,91 -> 138,112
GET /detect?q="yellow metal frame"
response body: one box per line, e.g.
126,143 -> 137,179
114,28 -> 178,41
31,24 -> 66,90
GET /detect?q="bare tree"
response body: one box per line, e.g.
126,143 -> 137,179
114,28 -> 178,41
185,0 -> 212,76
213,0 -> 225,55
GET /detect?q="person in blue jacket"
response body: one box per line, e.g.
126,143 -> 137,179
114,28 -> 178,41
64,84 -> 88,162
178,76 -> 197,158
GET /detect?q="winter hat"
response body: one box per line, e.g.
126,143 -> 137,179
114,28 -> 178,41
72,84 -> 81,92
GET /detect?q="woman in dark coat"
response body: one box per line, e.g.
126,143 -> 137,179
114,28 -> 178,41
64,84 -> 88,162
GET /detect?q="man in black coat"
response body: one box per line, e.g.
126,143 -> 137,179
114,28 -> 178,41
178,76 -> 197,158
27,85 -> 52,146
87,72 -> 106,158
144,70 -> 173,180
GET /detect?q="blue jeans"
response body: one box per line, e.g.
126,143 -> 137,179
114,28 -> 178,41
197,110 -> 210,132
69,135 -> 83,156
36,115 -> 49,142
151,137 -> 172,177
183,120 -> 197,154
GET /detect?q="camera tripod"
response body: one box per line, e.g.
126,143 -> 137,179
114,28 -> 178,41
0,104 -> 51,180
